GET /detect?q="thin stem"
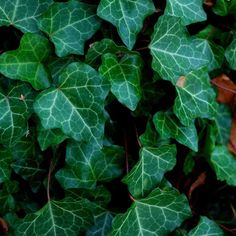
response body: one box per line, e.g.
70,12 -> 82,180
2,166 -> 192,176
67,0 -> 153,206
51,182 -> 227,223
135,46 -> 148,51
47,160 -> 53,201
124,132 -> 129,174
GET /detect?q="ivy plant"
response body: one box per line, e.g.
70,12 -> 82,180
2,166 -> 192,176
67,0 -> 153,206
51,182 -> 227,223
0,0 -> 236,235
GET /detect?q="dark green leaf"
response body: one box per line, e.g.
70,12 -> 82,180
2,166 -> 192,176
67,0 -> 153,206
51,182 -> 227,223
225,37 -> 236,70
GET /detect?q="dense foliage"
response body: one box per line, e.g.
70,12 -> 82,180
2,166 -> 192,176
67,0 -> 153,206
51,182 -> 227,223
0,0 -> 236,235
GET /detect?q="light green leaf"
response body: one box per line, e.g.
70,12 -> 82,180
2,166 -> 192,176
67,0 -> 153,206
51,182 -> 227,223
34,62 -> 109,146
174,67 -> 217,126
85,39 -> 130,68
195,39 -> 224,71
16,197 -> 94,236
149,15 -> 210,82
153,111 -> 198,151
0,0 -> 53,32
225,37 -> 236,70
165,0 -> 207,25
99,53 -> 142,111
108,187 -> 191,236
123,145 -> 176,198
0,180 -> 19,215
37,124 -> 67,151
56,141 -> 123,189
0,82 -> 35,147
210,146 -> 236,186
189,216 -> 224,236
38,1 -> 101,57
0,148 -> 12,183
97,0 -> 155,49
86,212 -> 113,236
0,33 -> 51,90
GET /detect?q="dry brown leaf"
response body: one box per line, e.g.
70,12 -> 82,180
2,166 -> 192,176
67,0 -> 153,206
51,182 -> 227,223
228,117 -> 236,156
0,217 -> 8,236
211,74 -> 236,104
188,172 -> 207,199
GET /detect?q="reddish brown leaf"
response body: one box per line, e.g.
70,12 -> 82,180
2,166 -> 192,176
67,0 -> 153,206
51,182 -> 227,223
0,218 -> 8,236
204,0 -> 215,7
228,117 -> 236,156
188,172 -> 207,199
211,74 -> 236,104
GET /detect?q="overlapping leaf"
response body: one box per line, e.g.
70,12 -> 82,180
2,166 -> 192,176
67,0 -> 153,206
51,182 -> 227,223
85,39 -> 130,68
108,187 -> 191,235
0,0 -> 53,32
34,62 -> 109,146
165,0 -> 207,25
39,1 -> 101,57
153,111 -> 198,151
174,67 -> 217,126
0,33 -> 51,90
56,141 -> 123,189
210,146 -> 236,186
16,197 -> 94,236
97,0 -> 155,49
123,145 -> 176,198
0,148 -> 12,183
213,0 -> 236,16
0,81 -> 35,147
99,53 -> 142,111
225,37 -> 236,70
149,15 -> 210,82
189,216 -> 224,236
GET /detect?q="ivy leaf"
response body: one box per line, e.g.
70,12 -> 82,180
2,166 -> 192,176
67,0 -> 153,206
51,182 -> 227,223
0,0 -> 53,33
108,187 -> 191,235
99,53 -> 142,111
0,81 -> 35,147
97,0 -> 155,50
153,111 -> 198,151
34,62 -> 109,146
38,1 -> 101,57
213,0 -> 236,16
210,146 -> 236,186
149,15 -> 209,82
123,145 -> 177,198
16,197 -> 94,236
85,39 -> 130,68
0,33 -> 51,90
0,180 -> 19,215
0,148 -> 12,183
37,124 -> 67,151
225,37 -> 236,70
165,0 -> 207,25
174,67 -> 217,126
56,141 -> 123,189
86,212 -> 113,236
189,216 -> 224,236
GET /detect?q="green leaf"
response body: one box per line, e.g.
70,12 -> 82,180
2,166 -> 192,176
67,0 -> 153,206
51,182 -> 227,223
210,146 -> 236,186
56,141 -> 123,189
174,67 -> 217,126
38,1 -> 101,57
153,111 -> 198,151
108,187 -> 191,236
0,33 -> 51,90
0,0 -> 53,32
16,197 -> 94,236
0,180 -> 19,215
34,62 -> 109,146
99,53 -> 142,111
225,37 -> 236,70
164,0 -> 207,25
0,81 -> 35,146
0,147 -> 12,183
86,212 -> 113,236
97,0 -> 155,49
149,15 -> 210,82
213,0 -> 236,16
85,39 -> 130,68
123,145 -> 176,198
37,124 -> 67,151
189,216 -> 224,236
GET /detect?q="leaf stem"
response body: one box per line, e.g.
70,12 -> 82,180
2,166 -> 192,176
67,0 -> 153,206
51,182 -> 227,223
47,159 -> 53,201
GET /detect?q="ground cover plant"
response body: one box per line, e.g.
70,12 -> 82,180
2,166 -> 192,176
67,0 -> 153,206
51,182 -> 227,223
0,0 -> 236,235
